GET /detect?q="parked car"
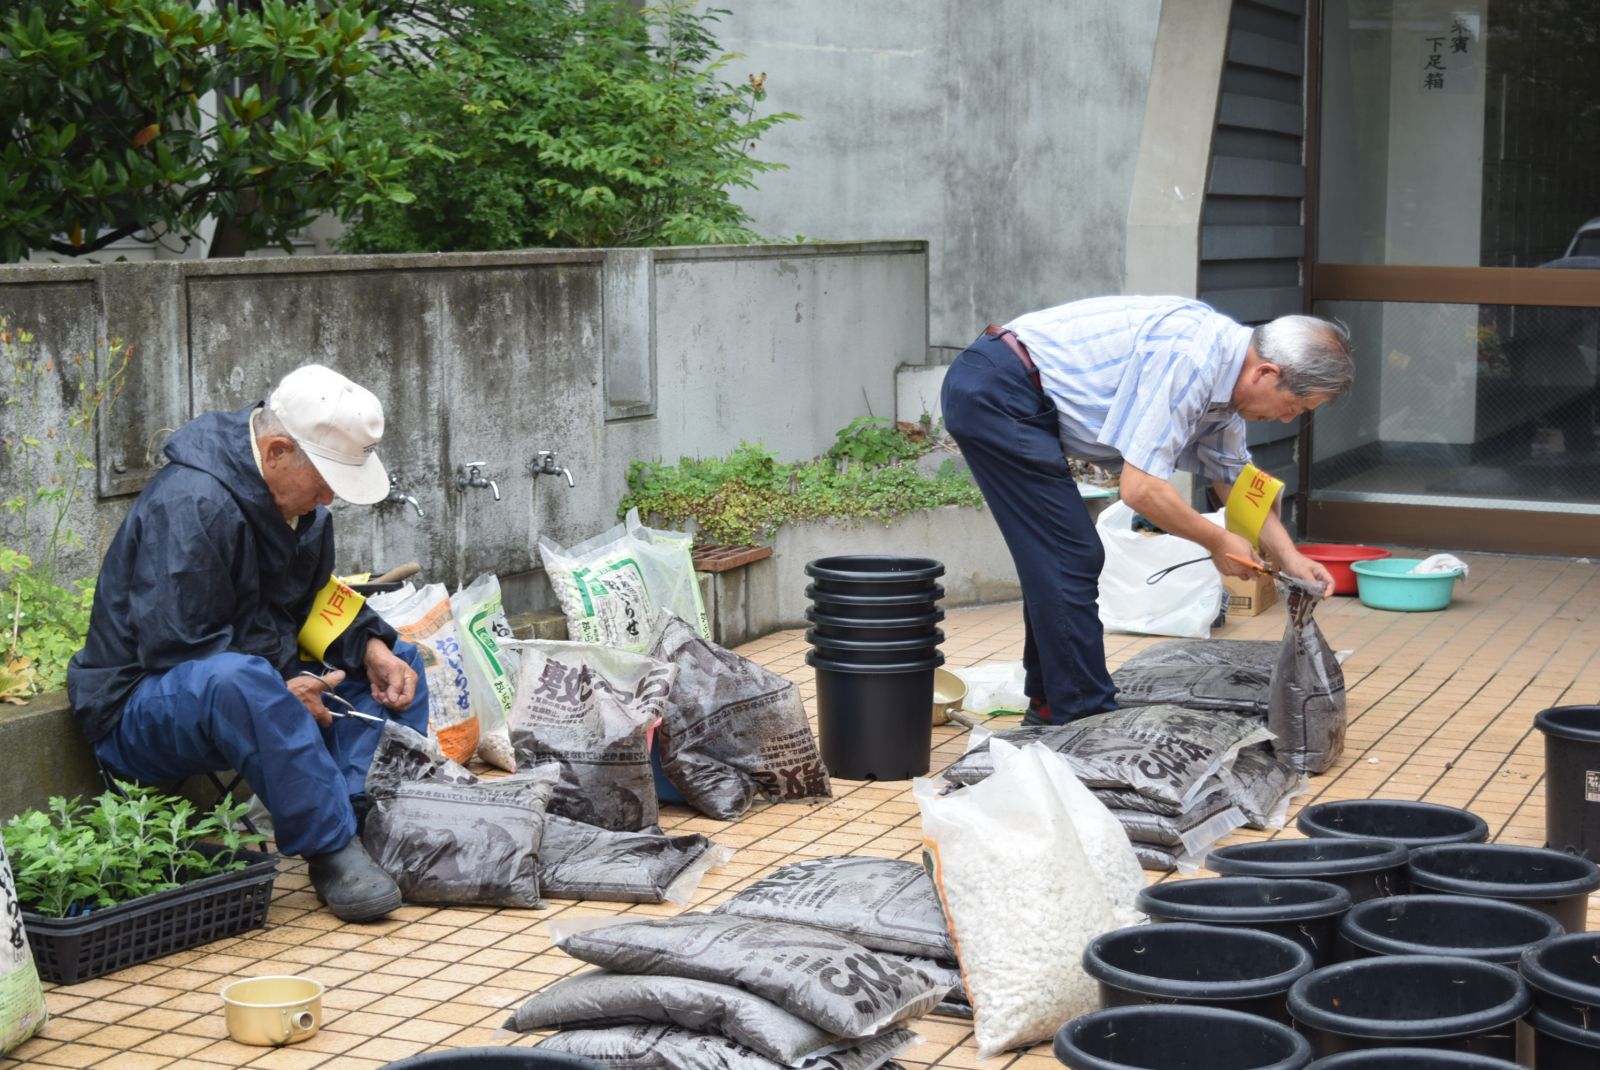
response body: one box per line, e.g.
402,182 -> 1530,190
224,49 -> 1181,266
1563,217 -> 1600,258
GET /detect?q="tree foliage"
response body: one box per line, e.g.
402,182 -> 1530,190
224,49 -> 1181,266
0,0 -> 411,261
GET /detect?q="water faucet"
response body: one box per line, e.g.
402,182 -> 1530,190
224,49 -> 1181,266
384,473 -> 425,518
530,450 -> 576,488
456,462 -> 501,501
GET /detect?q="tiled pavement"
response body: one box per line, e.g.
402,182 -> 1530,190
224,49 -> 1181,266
5,549 -> 1598,1068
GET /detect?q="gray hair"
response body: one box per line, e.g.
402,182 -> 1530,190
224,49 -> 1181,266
254,401 -> 311,467
1252,315 -> 1355,398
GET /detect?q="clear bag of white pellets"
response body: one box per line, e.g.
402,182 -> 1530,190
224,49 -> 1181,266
915,739 -> 1144,1058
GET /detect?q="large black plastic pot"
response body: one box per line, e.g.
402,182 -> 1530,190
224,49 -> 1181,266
1306,1049 -> 1522,1069
804,582 -> 945,620
1535,705 -> 1600,863
1054,1004 -> 1312,1070
380,1048 -> 601,1068
804,629 -> 944,665
804,555 -> 945,595
1297,800 -> 1488,848
1406,843 -> 1600,933
805,606 -> 944,641
1528,1008 -> 1600,1069
1083,922 -> 1312,1023
808,651 -> 940,781
1339,894 -> 1564,966
1287,955 -> 1530,1060
1135,877 -> 1352,968
1520,931 -> 1600,1026
1207,839 -> 1411,903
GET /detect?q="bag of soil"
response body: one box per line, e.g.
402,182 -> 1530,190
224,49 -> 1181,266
507,970 -> 846,1065
1132,842 -> 1180,871
1091,779 -> 1227,818
648,612 -> 830,820
714,856 -> 953,961
450,572 -> 520,771
1108,794 -> 1247,854
1270,587 -> 1346,774
547,913 -> 944,1039
365,719 -> 478,798
1220,745 -> 1308,829
941,725 -> 1086,787
536,1023 -> 916,1070
367,582 -> 480,764
539,815 -> 730,904
505,639 -> 675,831
1110,639 -> 1280,716
0,840 -> 47,1056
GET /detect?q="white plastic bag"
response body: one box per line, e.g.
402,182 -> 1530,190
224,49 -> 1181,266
538,508 -> 709,651
451,573 -> 519,772
1095,499 -> 1224,639
915,740 -> 1144,1058
367,582 -> 479,765
1,840 -> 47,1055
951,661 -> 1028,715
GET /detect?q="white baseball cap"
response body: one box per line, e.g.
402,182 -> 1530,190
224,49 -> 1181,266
267,365 -> 389,505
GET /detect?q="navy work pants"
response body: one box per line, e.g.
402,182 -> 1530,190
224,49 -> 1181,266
94,642 -> 429,859
940,332 -> 1118,722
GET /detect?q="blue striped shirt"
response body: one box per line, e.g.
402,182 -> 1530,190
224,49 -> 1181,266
1004,296 -> 1255,482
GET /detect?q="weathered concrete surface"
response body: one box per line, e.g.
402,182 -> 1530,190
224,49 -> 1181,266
717,1 -> 1163,350
0,693 -> 103,822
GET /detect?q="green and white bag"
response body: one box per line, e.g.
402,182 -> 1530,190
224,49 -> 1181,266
1,840 -> 47,1056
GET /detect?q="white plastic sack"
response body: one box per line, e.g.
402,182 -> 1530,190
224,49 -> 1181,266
451,573 -> 519,771
1095,500 -> 1224,639
951,661 -> 1027,715
367,582 -> 479,764
915,740 -> 1144,1058
0,839 -> 47,1055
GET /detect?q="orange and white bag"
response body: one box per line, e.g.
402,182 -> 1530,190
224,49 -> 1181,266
368,583 -> 480,764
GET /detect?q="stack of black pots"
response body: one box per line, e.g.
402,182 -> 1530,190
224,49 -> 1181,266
804,555 -> 945,781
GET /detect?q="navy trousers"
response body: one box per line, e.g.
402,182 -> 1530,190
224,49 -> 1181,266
94,642 -> 429,859
941,332 -> 1118,722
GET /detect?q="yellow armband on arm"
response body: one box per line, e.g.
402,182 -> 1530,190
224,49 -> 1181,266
298,575 -> 368,663
1224,463 -> 1285,550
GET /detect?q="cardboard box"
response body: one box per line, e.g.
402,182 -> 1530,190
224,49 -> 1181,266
1222,571 -> 1278,617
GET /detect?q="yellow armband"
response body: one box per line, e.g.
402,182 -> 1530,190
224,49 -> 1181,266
1224,463 -> 1284,549
298,575 -> 367,663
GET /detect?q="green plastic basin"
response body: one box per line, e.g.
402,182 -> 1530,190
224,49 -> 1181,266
1351,558 -> 1461,612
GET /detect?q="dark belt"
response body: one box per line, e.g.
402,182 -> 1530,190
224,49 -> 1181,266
984,325 -> 1043,393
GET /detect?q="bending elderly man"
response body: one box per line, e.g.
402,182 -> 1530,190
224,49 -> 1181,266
941,296 -> 1354,727
67,365 -> 428,922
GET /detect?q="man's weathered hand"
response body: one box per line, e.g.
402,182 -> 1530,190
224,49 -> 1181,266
365,637 -> 417,710
286,670 -> 344,728
1211,530 -> 1261,580
1278,548 -> 1336,598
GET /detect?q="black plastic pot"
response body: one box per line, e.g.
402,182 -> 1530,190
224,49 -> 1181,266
1054,1004 -> 1312,1070
808,650 -> 940,781
1305,1049 -> 1522,1069
1406,843 -> 1600,933
804,606 -> 944,641
804,555 -> 945,595
804,628 -> 944,665
1339,894 -> 1563,966
1207,839 -> 1411,903
1135,877 -> 1352,968
1528,1008 -> 1600,1070
1287,954 -> 1530,1059
804,582 -> 945,620
1083,922 -> 1312,1023
1520,931 -> 1600,1026
1535,705 -> 1600,863
379,1048 -> 602,1068
1296,800 -> 1488,848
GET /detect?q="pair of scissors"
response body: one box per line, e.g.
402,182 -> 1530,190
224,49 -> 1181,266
296,670 -> 388,724
1223,553 -> 1327,599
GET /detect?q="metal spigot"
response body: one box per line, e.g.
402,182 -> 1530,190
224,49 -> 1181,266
385,473 -> 425,518
456,462 -> 500,501
530,450 -> 576,487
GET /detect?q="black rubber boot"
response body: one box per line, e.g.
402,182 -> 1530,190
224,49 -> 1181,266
307,837 -> 402,922
1021,697 -> 1053,727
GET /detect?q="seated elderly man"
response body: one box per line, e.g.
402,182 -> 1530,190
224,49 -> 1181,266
67,365 -> 428,922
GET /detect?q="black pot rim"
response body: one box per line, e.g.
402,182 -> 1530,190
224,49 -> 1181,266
805,582 -> 946,606
1304,1047 -> 1526,1068
1296,799 -> 1489,848
1527,1007 -> 1600,1049
1533,704 -> 1600,743
1406,843 -> 1600,898
1208,838 -> 1411,877
1286,954 -> 1531,1039
807,650 -> 945,673
805,628 -> 944,652
1135,877 -> 1352,924
1084,922 -> 1312,1001
1053,1004 -> 1312,1070
1339,894 -> 1564,963
804,555 -> 945,581
805,607 -> 946,629
1519,932 -> 1600,1007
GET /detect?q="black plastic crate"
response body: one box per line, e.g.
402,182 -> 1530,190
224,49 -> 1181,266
23,843 -> 278,985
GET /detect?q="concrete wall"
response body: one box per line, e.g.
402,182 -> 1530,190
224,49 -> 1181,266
717,0 -> 1163,353
0,243 -> 928,613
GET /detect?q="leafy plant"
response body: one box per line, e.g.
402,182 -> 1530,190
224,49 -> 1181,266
1,317 -> 130,697
620,430 -> 983,546
2,783 -> 262,918
826,416 -> 929,470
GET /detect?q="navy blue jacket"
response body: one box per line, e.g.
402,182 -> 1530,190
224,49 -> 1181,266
67,404 -> 396,743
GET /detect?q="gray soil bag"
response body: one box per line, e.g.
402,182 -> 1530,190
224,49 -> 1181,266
538,814 -> 726,904
1111,639 -> 1280,716
1220,745 -> 1307,829
648,612 -> 831,820
1269,587 -> 1346,774
536,1023 -> 915,1070
1109,793 -> 1246,853
549,913 -> 944,1038
1092,780 -> 1227,818
714,856 -> 954,961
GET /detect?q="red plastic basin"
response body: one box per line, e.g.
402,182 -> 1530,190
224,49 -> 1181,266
1297,544 -> 1392,596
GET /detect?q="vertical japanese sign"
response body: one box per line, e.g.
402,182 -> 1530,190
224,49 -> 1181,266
1420,11 -> 1480,95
